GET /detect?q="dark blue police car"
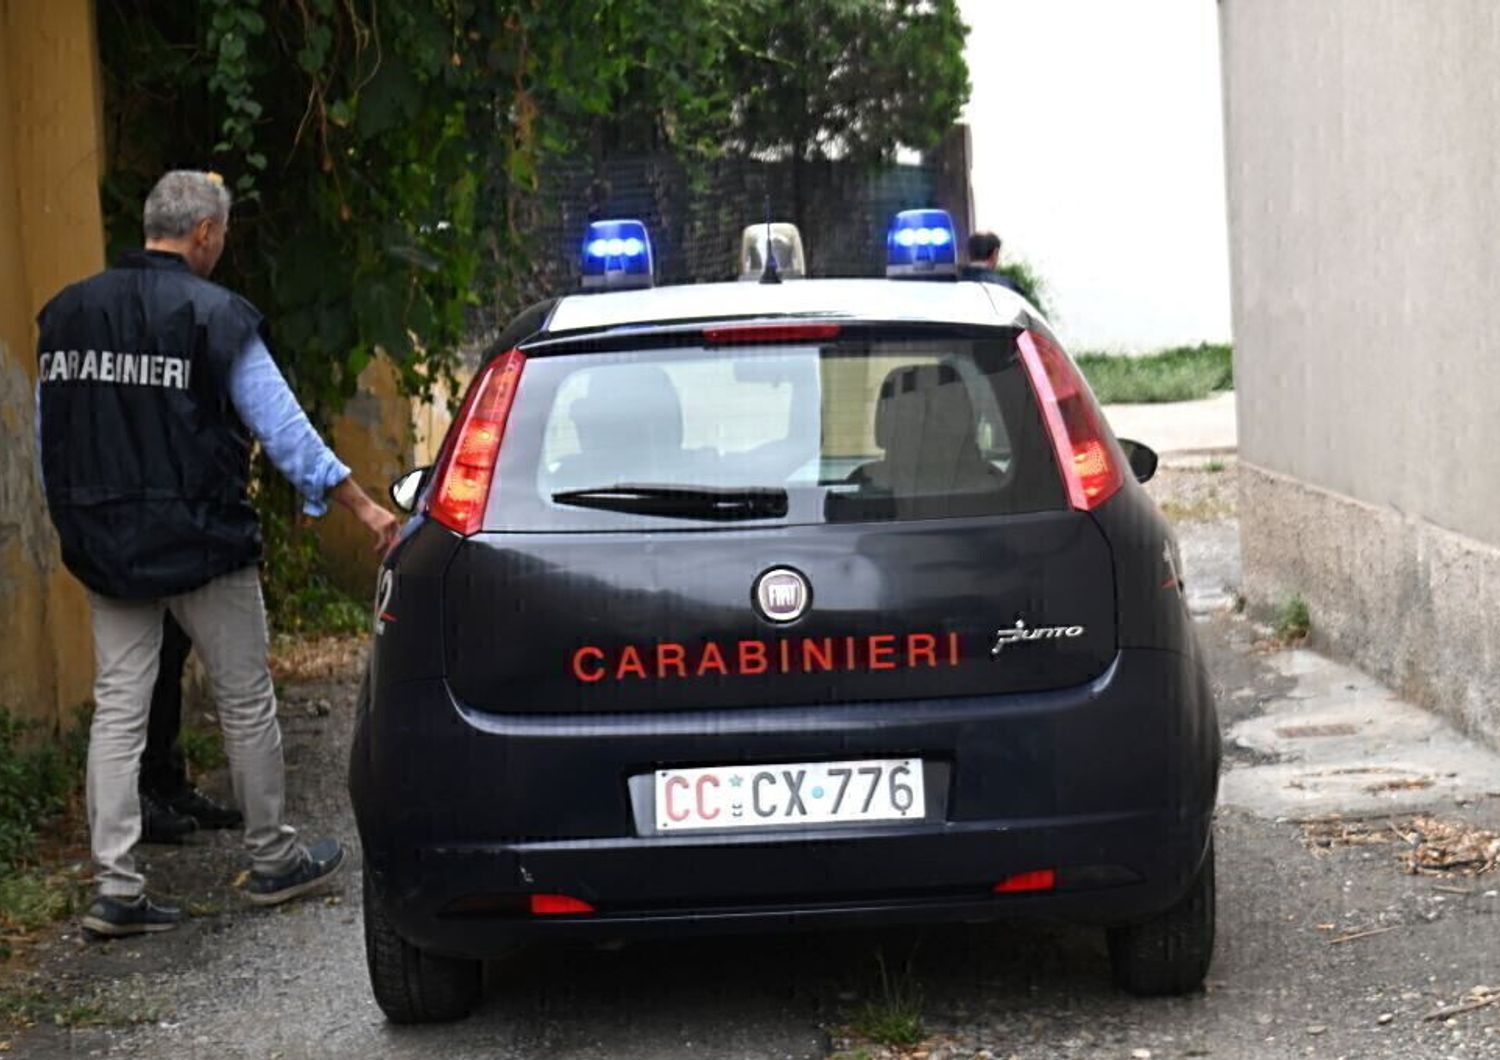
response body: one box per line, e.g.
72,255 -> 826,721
349,211 -> 1221,1022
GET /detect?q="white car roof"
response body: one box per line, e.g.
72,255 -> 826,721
545,278 -> 1035,335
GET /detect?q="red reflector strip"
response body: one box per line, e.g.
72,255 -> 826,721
992,868 -> 1057,894
702,323 -> 842,345
528,893 -> 596,916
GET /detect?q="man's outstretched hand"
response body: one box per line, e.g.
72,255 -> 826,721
331,477 -> 401,554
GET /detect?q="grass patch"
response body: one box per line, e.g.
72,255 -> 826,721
0,984 -> 164,1029
0,872 -> 80,935
1158,494 -> 1234,524
269,633 -> 367,683
844,949 -> 925,1048
0,989 -> 101,1028
0,709 -> 85,874
259,505 -> 370,637
0,707 -> 90,945
1203,458 -> 1227,473
177,724 -> 227,774
1076,343 -> 1233,404
1275,594 -> 1311,643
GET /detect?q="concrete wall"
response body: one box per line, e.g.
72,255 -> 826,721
0,0 -> 106,728
1221,0 -> 1500,745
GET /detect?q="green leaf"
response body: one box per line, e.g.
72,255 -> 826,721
276,241 -> 340,309
355,59 -> 420,140
318,302 -> 355,354
384,243 -> 442,272
246,152 -> 267,171
327,99 -> 354,127
352,279 -> 411,360
344,345 -> 373,381
404,292 -> 437,345
276,307 -> 318,355
309,24 -> 333,64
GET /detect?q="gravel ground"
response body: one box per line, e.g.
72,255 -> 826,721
7,467 -> 1499,1059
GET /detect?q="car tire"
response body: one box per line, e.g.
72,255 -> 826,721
363,866 -> 481,1023
1107,836 -> 1215,996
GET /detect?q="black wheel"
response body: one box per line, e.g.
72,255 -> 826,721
1107,837 -> 1215,996
363,867 -> 481,1023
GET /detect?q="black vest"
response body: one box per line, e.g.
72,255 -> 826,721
37,250 -> 266,599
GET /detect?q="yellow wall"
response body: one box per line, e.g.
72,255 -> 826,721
315,357 -> 416,599
0,0 -> 106,727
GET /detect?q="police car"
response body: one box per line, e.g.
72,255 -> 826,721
349,210 -> 1221,1023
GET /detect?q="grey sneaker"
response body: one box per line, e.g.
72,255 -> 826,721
81,895 -> 182,938
246,838 -> 346,906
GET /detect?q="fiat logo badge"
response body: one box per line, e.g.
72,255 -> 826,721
754,567 -> 810,623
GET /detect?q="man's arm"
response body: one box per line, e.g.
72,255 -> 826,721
328,476 -> 400,553
227,336 -> 400,553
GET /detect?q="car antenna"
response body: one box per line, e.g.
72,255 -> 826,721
759,195 -> 781,285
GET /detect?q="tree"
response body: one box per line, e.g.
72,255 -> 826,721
98,0 -> 969,414
99,1 -> 743,416
95,0 -> 970,625
722,0 -> 970,220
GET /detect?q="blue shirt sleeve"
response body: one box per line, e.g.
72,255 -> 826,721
227,337 -> 350,517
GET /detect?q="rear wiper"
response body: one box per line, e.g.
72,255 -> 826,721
550,484 -> 789,521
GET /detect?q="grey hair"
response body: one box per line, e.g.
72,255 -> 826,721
142,170 -> 232,240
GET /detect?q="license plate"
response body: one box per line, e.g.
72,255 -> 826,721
653,758 -> 925,832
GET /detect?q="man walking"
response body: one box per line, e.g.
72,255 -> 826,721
36,170 -> 400,936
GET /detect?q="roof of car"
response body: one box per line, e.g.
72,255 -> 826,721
544,278 -> 1034,336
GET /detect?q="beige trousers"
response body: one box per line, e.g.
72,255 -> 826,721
86,566 -> 302,897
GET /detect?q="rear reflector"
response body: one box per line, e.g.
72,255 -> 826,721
992,868 -> 1057,894
703,323 -> 842,345
529,893 -> 596,916
427,349 -> 525,536
1017,330 -> 1124,511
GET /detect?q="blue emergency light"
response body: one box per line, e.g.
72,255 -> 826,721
581,219 -> 654,291
886,209 -> 958,279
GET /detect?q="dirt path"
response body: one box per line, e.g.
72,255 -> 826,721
8,468 -> 1500,1059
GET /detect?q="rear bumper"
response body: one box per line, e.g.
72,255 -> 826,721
351,648 -> 1219,958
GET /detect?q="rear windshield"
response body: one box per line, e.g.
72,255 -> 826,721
486,330 -> 1066,530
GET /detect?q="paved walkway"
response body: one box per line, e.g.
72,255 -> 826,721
1104,390 -> 1238,457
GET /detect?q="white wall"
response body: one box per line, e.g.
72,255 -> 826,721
960,0 -> 1232,352
1221,0 -> 1500,548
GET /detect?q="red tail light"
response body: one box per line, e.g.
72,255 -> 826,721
1017,330 -> 1124,511
703,323 -> 842,345
993,868 -> 1057,894
427,349 -> 526,536
529,893 -> 596,916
